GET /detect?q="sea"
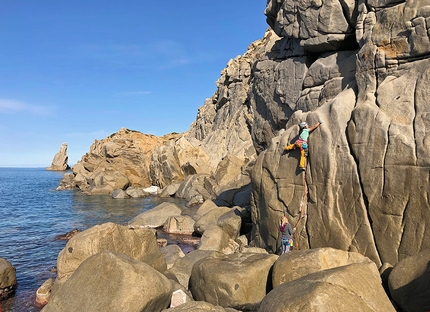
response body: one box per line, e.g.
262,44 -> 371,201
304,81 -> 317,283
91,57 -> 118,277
0,167 -> 189,312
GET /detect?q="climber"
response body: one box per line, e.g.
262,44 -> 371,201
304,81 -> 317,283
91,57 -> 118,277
285,120 -> 323,170
279,215 -> 295,254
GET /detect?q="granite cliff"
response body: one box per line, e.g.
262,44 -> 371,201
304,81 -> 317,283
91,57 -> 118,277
59,0 -> 430,268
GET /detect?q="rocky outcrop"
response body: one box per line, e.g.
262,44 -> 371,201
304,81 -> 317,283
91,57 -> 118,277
47,143 -> 70,171
57,128 -> 180,194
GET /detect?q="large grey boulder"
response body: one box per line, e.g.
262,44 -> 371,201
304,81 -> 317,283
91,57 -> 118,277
166,250 -> 222,289
197,226 -> 239,254
163,215 -> 195,235
193,199 -> 219,221
89,170 -> 130,195
0,258 -> 16,299
55,222 -> 166,285
388,249 -> 430,312
128,202 -> 182,228
160,245 -> 185,270
194,207 -> 231,235
272,248 -> 372,287
258,261 -> 395,312
42,251 -> 172,312
175,174 -> 213,204
162,301 -> 239,312
190,253 -> 278,310
47,142 -> 70,171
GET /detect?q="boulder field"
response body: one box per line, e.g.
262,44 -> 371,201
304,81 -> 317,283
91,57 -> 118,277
48,0 -> 430,310
39,201 -> 418,311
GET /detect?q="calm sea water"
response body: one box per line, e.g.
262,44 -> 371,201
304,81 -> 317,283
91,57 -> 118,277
0,168 -> 187,312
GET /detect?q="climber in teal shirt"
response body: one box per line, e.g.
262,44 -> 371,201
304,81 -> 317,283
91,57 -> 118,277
285,120 -> 323,170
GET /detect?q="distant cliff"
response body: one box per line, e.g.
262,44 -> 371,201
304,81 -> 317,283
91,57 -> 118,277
60,0 -> 430,266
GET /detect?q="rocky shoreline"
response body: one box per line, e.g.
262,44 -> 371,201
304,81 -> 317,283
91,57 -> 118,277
2,190 -> 428,311
4,0 -> 430,310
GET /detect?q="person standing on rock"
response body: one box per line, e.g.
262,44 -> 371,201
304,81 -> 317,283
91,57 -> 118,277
285,120 -> 323,170
279,215 -> 295,254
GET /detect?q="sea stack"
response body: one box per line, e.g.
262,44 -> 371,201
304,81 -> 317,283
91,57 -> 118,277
47,143 -> 70,171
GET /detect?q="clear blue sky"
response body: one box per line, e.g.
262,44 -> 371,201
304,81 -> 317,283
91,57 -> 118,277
0,1 -> 268,167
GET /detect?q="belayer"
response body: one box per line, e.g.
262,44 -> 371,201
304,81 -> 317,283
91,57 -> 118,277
279,215 -> 295,254
285,120 -> 323,170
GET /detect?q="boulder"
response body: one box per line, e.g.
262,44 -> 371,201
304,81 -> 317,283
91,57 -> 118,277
214,183 -> 252,208
159,183 -> 181,198
217,208 -> 242,240
190,253 -> 278,310
111,189 -> 129,199
47,142 -> 70,171
272,248 -> 372,287
175,174 -> 213,204
170,289 -> 192,308
42,251 -> 172,312
143,185 -> 159,195
194,207 -> 231,235
169,280 -> 194,308
193,199 -> 219,221
125,187 -> 150,198
258,262 -> 395,312
388,249 -> 430,312
35,278 -> 55,307
163,215 -> 195,235
89,171 -> 130,195
160,244 -> 185,270
197,226 -> 238,254
128,202 -> 182,228
55,222 -> 166,285
167,250 -> 222,289
0,257 -> 16,299
162,301 -> 239,312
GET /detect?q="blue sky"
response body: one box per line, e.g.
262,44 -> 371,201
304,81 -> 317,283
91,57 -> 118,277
0,1 -> 268,167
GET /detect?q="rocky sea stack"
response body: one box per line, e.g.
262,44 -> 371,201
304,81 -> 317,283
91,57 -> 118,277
47,0 -> 430,310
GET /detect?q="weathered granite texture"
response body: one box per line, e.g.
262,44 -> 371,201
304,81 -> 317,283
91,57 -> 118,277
249,0 -> 430,268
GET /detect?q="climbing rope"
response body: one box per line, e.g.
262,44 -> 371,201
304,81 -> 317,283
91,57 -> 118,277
294,170 -> 308,250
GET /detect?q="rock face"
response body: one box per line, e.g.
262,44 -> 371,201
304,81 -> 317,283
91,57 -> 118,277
47,143 -> 70,171
248,0 -> 430,267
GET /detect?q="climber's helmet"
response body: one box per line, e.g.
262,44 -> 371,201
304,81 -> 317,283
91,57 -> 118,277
299,122 -> 308,129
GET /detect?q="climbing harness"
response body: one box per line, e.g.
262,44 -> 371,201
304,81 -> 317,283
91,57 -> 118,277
293,169 -> 308,250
